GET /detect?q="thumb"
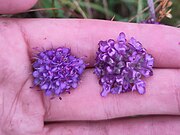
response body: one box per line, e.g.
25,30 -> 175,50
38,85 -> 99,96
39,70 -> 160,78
0,0 -> 38,14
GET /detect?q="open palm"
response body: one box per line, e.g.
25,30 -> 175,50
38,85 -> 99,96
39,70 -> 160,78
0,17 -> 180,135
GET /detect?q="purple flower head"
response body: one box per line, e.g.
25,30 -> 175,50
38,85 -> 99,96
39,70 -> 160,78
141,18 -> 159,24
32,47 -> 86,98
95,32 -> 154,97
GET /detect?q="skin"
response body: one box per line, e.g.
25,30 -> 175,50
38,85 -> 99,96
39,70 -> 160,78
0,1 -> 180,135
0,0 -> 38,14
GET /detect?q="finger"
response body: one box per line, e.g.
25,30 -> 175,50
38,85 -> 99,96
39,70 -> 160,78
0,0 -> 37,14
16,19 -> 180,68
43,69 -> 180,121
43,116 -> 180,135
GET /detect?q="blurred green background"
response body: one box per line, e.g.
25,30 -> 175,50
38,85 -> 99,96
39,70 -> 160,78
13,0 -> 180,26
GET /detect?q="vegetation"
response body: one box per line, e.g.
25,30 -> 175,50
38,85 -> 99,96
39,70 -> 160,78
4,0 -> 180,26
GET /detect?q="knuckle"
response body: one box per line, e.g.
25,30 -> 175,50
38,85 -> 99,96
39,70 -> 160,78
43,96 -> 52,121
173,70 -> 180,113
44,126 -> 74,135
102,97 -> 121,120
102,103 -> 113,120
174,85 -> 180,114
90,122 -> 109,135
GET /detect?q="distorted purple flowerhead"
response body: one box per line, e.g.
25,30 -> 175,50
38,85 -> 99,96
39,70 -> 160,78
32,47 -> 86,98
95,32 -> 154,97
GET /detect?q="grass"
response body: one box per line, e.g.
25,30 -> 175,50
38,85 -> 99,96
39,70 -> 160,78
3,0 -> 179,26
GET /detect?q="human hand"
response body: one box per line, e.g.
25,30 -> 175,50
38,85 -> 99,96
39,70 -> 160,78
0,1 -> 180,135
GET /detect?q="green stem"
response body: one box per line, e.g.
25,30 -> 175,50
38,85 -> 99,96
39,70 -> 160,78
136,0 -> 144,22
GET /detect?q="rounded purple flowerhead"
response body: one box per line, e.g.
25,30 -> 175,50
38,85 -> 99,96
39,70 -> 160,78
95,32 -> 154,96
32,47 -> 86,98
